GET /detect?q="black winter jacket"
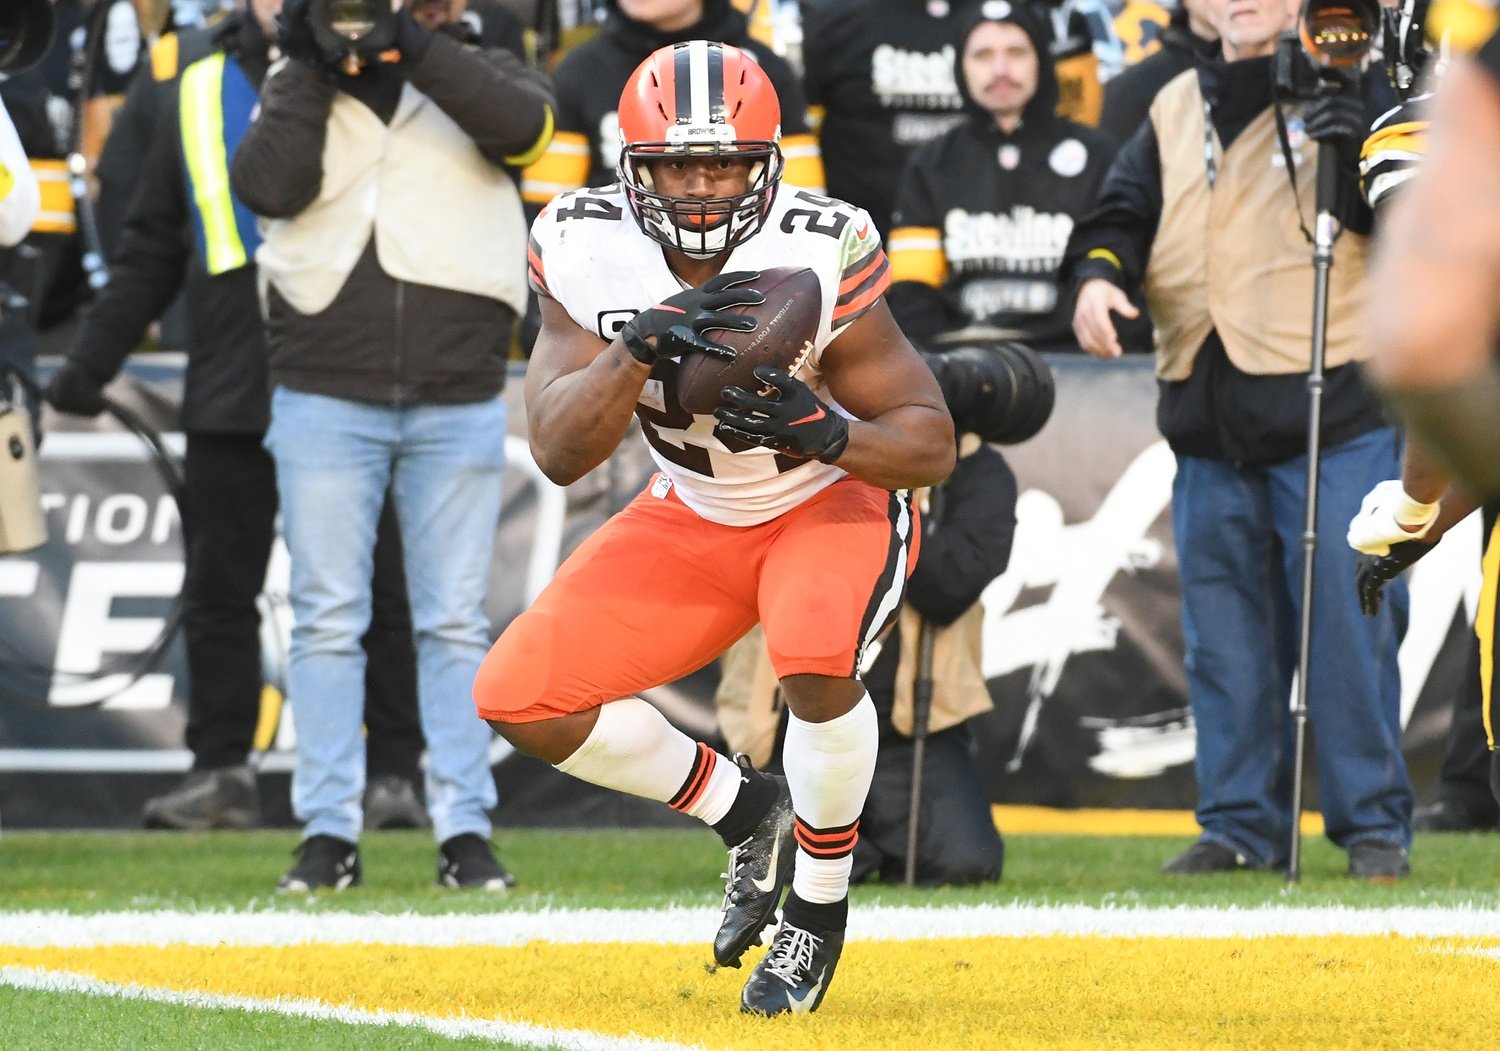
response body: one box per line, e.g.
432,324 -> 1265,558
68,15 -> 271,434
231,30 -> 553,406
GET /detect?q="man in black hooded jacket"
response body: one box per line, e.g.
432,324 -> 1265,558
885,0 -> 1118,352
519,0 -> 822,207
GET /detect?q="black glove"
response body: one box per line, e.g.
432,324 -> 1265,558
1304,71 -> 1366,150
393,5 -> 435,67
44,362 -> 108,418
715,366 -> 849,464
1355,539 -> 1433,616
619,271 -> 762,366
274,0 -> 327,68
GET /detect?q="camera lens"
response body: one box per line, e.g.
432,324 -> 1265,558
328,0 -> 378,40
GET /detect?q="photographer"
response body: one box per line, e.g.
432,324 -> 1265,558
229,0 -> 553,892
1063,0 -> 1412,879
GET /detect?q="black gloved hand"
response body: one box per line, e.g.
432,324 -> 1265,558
393,4 -> 435,66
715,366 -> 849,464
1304,71 -> 1366,149
1355,539 -> 1433,616
44,362 -> 108,418
275,0 -> 327,68
619,271 -> 763,366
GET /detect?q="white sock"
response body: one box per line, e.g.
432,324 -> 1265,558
782,692 -> 878,905
553,698 -> 739,825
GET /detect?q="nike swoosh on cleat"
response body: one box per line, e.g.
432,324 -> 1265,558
751,835 -> 783,893
789,406 -> 826,426
787,975 -> 824,1012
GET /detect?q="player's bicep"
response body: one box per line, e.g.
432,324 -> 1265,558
1370,59 -> 1500,389
524,294 -> 609,407
821,299 -> 947,423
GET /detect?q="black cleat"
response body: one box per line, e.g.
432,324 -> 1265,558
740,920 -> 845,1016
437,833 -> 516,891
278,835 -> 361,893
713,758 -> 795,968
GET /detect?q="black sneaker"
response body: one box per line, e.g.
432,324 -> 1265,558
364,775 -> 430,831
437,833 -> 516,891
740,920 -> 845,1016
278,835 -> 361,893
1161,839 -> 1254,874
1347,840 -> 1411,881
142,765 -> 261,831
713,760 -> 794,968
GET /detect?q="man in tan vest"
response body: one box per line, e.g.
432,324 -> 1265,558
1063,0 -> 1413,879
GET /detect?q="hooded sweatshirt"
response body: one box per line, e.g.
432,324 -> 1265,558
520,0 -> 816,205
887,1 -> 1117,351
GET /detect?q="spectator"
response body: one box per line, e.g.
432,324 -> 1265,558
1097,0 -> 1218,142
42,0 -> 430,833
520,0 -> 822,205
230,0 -> 553,891
1065,0 -> 1413,879
802,0 -> 983,237
886,1 -> 1118,352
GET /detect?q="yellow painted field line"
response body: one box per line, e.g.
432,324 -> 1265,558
5,935 -> 1497,1050
994,805 -> 1326,837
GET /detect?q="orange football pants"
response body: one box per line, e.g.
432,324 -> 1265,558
474,475 -> 918,724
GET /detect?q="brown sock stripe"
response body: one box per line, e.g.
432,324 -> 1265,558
668,742 -> 716,812
794,816 -> 860,858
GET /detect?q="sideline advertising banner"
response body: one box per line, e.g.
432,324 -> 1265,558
0,356 -> 1473,826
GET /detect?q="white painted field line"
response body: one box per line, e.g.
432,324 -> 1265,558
0,966 -> 702,1051
3,904 -> 1500,948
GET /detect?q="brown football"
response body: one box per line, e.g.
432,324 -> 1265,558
675,267 -> 823,415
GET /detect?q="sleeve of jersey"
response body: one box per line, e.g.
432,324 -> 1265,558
520,75 -> 593,207
1360,103 -> 1427,214
831,211 -> 892,332
887,158 -> 946,288
527,216 -> 556,301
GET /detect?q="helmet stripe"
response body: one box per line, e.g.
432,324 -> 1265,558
705,41 -> 725,123
673,42 -> 695,126
688,40 -> 710,126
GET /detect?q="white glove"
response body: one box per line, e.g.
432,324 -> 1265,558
1346,479 -> 1441,556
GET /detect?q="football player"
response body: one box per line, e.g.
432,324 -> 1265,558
474,40 -> 955,1016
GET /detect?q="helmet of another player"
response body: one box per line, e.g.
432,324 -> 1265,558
616,39 -> 784,259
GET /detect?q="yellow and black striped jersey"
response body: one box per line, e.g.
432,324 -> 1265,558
1360,95 -> 1429,215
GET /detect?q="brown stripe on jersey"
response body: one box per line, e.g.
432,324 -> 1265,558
668,741 -> 716,812
833,248 -> 891,326
794,816 -> 860,858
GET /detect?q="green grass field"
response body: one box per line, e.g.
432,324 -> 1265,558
2,827 -> 1496,912
2,828 -> 1498,1049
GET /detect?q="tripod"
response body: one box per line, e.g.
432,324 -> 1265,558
1287,138 -> 1345,884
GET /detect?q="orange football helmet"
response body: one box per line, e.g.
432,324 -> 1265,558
616,40 -> 784,258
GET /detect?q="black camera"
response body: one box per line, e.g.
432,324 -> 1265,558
1275,0 -> 1380,98
922,343 -> 1055,445
0,0 -> 56,74
310,0 -> 399,72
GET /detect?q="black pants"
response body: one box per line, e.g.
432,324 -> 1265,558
850,725 -> 1005,886
181,433 -> 422,776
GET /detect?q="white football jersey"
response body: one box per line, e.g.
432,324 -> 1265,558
529,182 -> 892,526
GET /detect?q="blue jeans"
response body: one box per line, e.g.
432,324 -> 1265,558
266,387 -> 506,844
1172,427 -> 1413,866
